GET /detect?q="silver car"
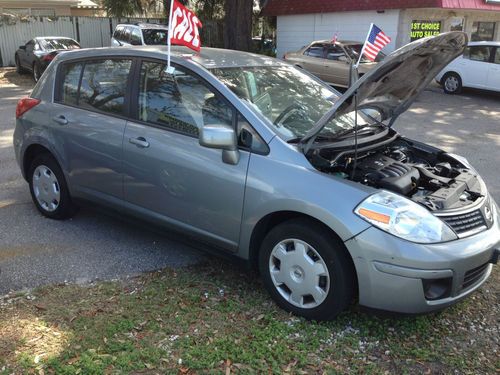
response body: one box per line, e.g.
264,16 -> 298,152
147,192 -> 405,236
13,32 -> 499,321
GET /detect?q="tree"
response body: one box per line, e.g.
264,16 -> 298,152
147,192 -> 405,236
224,0 -> 253,51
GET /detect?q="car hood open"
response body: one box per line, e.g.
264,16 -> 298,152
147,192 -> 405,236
300,32 -> 468,147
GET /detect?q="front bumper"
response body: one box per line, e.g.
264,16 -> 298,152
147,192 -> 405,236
345,201 -> 499,313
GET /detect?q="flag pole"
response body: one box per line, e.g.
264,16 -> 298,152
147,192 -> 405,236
355,23 -> 373,68
166,0 -> 175,74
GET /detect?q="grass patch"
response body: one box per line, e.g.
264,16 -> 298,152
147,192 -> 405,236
0,261 -> 498,374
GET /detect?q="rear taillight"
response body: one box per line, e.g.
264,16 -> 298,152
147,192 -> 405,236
16,97 -> 40,119
42,53 -> 56,62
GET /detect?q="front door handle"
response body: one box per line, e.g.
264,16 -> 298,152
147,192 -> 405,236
52,115 -> 68,125
129,137 -> 150,148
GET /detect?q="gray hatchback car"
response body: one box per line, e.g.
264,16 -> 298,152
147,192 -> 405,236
14,31 -> 499,320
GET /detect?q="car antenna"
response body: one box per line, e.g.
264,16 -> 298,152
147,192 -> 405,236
350,90 -> 359,180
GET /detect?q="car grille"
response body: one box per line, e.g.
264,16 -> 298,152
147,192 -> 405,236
462,262 -> 489,290
441,209 -> 486,235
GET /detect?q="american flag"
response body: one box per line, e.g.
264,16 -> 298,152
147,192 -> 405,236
362,24 -> 391,61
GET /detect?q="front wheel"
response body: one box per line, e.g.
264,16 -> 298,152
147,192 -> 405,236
258,218 -> 356,321
28,153 -> 77,220
32,61 -> 42,82
442,73 -> 462,94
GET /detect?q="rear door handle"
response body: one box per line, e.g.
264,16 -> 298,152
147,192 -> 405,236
52,115 -> 68,125
129,137 -> 150,148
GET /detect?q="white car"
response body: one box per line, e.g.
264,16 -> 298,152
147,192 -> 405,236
436,41 -> 500,94
111,23 -> 168,47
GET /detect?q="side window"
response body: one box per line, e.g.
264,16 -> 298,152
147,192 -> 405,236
237,114 -> 268,154
26,40 -> 35,51
468,46 -> 493,62
79,59 -> 132,115
138,61 -> 233,136
123,27 -> 132,43
113,26 -> 123,41
304,44 -> 325,58
326,45 -> 346,61
131,28 -> 142,44
494,48 -> 500,65
60,62 -> 83,106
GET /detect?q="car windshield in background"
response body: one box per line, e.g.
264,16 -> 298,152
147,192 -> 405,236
40,38 -> 79,50
344,44 -> 386,63
211,65 -> 370,141
142,29 -> 168,45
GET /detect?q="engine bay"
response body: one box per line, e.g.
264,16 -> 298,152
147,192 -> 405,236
309,137 -> 484,211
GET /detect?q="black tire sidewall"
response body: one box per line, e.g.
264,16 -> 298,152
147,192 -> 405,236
28,153 -> 75,220
443,73 -> 462,94
258,219 -> 355,321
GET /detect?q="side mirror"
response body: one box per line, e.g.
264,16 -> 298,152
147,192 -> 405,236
199,124 -> 240,165
19,45 -> 26,50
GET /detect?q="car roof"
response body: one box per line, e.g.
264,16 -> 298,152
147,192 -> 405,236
35,37 -> 77,40
55,45 -> 285,69
468,41 -> 500,47
116,23 -> 168,30
308,40 -> 362,46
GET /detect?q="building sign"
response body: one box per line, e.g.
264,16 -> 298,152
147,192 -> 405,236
410,21 -> 442,41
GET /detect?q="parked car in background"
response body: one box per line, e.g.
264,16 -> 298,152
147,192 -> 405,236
15,37 -> 80,82
283,40 -> 385,87
436,41 -> 500,94
14,32 -> 499,321
111,23 -> 169,47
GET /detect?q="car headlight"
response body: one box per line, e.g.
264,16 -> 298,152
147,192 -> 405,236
355,191 -> 457,243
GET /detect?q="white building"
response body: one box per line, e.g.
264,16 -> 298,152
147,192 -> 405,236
263,0 -> 500,58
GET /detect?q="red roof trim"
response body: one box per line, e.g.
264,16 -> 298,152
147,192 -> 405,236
262,0 -> 500,16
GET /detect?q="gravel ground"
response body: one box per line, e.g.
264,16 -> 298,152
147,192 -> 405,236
0,67 -> 498,297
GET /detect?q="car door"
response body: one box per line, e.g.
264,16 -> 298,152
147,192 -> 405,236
299,43 -> 327,78
322,45 -> 351,86
21,40 -> 35,69
487,47 -> 500,92
462,45 -> 493,89
122,60 -> 250,251
51,58 -> 133,200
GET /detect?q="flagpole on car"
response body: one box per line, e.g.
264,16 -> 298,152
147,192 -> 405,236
166,0 -> 175,74
355,23 -> 374,68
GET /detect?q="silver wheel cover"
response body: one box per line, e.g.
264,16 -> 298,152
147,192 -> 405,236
269,238 -> 330,309
32,165 -> 61,212
445,76 -> 458,92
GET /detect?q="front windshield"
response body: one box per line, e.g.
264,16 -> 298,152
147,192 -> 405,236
344,44 -> 386,63
142,29 -> 168,45
40,38 -> 79,50
211,65 -> 369,141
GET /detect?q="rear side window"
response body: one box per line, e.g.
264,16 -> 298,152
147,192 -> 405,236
464,46 -> 493,62
304,44 -> 325,58
58,59 -> 132,116
79,59 -> 132,115
61,62 -> 83,106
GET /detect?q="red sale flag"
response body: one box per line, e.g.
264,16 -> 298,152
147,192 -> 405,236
166,0 -> 202,72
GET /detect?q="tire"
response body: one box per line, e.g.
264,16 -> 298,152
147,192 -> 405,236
442,72 -> 462,94
15,55 -> 25,74
32,61 -> 42,82
258,218 -> 356,321
28,153 -> 77,220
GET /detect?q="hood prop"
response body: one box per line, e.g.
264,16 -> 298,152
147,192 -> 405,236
350,91 -> 359,179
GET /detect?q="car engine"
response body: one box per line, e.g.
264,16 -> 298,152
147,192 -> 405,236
309,137 -> 484,211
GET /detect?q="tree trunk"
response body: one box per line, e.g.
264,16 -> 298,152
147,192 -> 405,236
224,0 -> 253,51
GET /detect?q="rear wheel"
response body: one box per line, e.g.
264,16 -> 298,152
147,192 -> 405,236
28,153 -> 77,220
258,218 -> 356,321
442,72 -> 462,94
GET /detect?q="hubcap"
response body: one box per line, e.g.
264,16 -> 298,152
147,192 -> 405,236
32,165 -> 60,212
269,238 -> 330,309
445,76 -> 458,92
